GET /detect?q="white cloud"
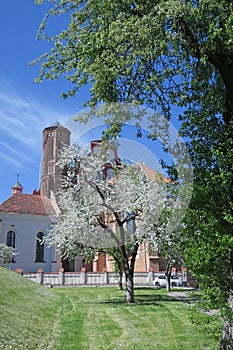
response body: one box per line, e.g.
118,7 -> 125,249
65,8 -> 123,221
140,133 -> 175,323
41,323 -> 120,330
1,101 -> 42,139
0,85 -> 63,151
0,141 -> 34,164
0,150 -> 24,169
0,81 -> 68,177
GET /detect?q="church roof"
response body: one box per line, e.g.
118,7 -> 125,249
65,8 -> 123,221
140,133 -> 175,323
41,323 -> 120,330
47,120 -> 62,128
139,163 -> 172,183
12,181 -> 23,189
43,120 -> 71,133
0,193 -> 56,216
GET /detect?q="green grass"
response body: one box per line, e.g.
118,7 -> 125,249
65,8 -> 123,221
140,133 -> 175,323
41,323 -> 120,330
0,267 -> 62,350
0,267 -> 221,350
51,287 -> 221,350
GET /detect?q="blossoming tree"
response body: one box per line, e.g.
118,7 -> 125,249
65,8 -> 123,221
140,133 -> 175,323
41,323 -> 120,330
48,143 -> 174,303
0,244 -> 16,265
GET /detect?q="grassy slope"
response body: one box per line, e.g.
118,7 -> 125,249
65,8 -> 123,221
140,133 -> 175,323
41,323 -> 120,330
0,269 -> 221,350
0,267 -> 61,350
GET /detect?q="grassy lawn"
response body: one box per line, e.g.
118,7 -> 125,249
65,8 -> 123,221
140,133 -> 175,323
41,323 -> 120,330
51,287 -> 220,350
0,267 -> 221,350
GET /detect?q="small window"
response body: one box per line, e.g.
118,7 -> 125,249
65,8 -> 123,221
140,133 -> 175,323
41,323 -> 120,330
35,232 -> 45,263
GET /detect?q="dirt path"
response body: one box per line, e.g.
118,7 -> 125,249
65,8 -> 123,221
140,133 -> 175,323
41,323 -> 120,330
167,290 -> 195,304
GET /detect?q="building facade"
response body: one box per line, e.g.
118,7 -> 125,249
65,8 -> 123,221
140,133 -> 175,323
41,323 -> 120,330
0,121 -> 71,273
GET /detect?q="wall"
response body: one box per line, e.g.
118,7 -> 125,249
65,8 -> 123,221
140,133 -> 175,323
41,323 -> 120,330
22,270 -> 156,287
0,213 -> 60,273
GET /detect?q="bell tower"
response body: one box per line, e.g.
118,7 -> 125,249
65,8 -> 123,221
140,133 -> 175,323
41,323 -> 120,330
40,121 -> 71,198
11,175 -> 23,195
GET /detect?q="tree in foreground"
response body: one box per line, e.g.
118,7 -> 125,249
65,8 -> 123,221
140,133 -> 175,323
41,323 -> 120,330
33,0 -> 233,346
47,143 -> 174,303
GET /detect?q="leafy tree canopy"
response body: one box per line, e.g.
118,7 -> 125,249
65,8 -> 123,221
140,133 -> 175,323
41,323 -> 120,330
33,0 -> 233,122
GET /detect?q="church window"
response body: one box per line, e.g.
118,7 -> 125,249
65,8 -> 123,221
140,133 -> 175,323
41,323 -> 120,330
127,214 -> 136,236
48,165 -> 54,174
35,232 -> 45,262
7,231 -> 15,249
6,231 -> 16,263
48,138 -> 54,159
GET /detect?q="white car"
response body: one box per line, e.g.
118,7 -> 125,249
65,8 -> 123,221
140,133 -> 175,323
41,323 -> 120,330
153,274 -> 182,287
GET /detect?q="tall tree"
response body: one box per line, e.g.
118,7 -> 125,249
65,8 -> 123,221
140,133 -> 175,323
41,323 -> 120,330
34,1 -> 233,347
47,144 -> 170,303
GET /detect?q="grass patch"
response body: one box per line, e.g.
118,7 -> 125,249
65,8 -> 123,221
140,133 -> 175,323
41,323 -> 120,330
0,267 -> 62,350
0,269 -> 221,350
51,287 -> 221,350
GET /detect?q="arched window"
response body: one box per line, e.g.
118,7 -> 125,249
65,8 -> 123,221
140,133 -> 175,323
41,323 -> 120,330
6,231 -> 16,263
35,232 -> 45,263
7,231 -> 15,248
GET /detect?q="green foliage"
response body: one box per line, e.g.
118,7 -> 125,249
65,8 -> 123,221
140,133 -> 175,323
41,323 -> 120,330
33,0 -> 233,119
191,306 -> 222,342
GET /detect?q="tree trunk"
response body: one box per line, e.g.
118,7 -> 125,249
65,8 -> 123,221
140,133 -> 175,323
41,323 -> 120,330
119,240 -> 138,303
219,251 -> 233,349
118,271 -> 123,290
165,261 -> 172,292
219,319 -> 233,350
125,269 -> 134,303
166,274 -> 171,292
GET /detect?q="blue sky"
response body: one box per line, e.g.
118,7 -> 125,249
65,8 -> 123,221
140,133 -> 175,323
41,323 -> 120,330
0,1 -> 88,202
0,1 -> 179,203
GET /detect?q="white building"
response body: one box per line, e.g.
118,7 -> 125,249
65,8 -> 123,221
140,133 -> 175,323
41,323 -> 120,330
0,121 -> 72,273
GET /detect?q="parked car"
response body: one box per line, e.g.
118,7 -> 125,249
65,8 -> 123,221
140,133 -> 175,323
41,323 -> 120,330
153,274 -> 167,287
170,275 -> 182,287
153,274 -> 182,287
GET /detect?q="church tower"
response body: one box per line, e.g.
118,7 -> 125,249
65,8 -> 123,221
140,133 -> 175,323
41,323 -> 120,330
11,175 -> 23,195
40,121 -> 71,198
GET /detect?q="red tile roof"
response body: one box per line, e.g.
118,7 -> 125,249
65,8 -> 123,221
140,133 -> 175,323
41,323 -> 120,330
0,193 -> 56,216
139,163 -> 172,183
109,162 -> 172,184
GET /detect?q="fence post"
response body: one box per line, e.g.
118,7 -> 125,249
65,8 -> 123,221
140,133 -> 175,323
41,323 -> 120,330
37,269 -> 44,284
81,267 -> 87,285
58,268 -> 65,285
148,268 -> 154,285
102,268 -> 109,285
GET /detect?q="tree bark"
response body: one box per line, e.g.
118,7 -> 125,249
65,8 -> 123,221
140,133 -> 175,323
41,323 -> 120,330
118,271 -> 123,290
120,242 -> 138,303
219,319 -> 233,350
165,261 -> 172,292
219,252 -> 233,350
125,269 -> 135,303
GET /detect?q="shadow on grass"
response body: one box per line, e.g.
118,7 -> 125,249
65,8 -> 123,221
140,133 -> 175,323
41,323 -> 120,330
96,288 -> 183,306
